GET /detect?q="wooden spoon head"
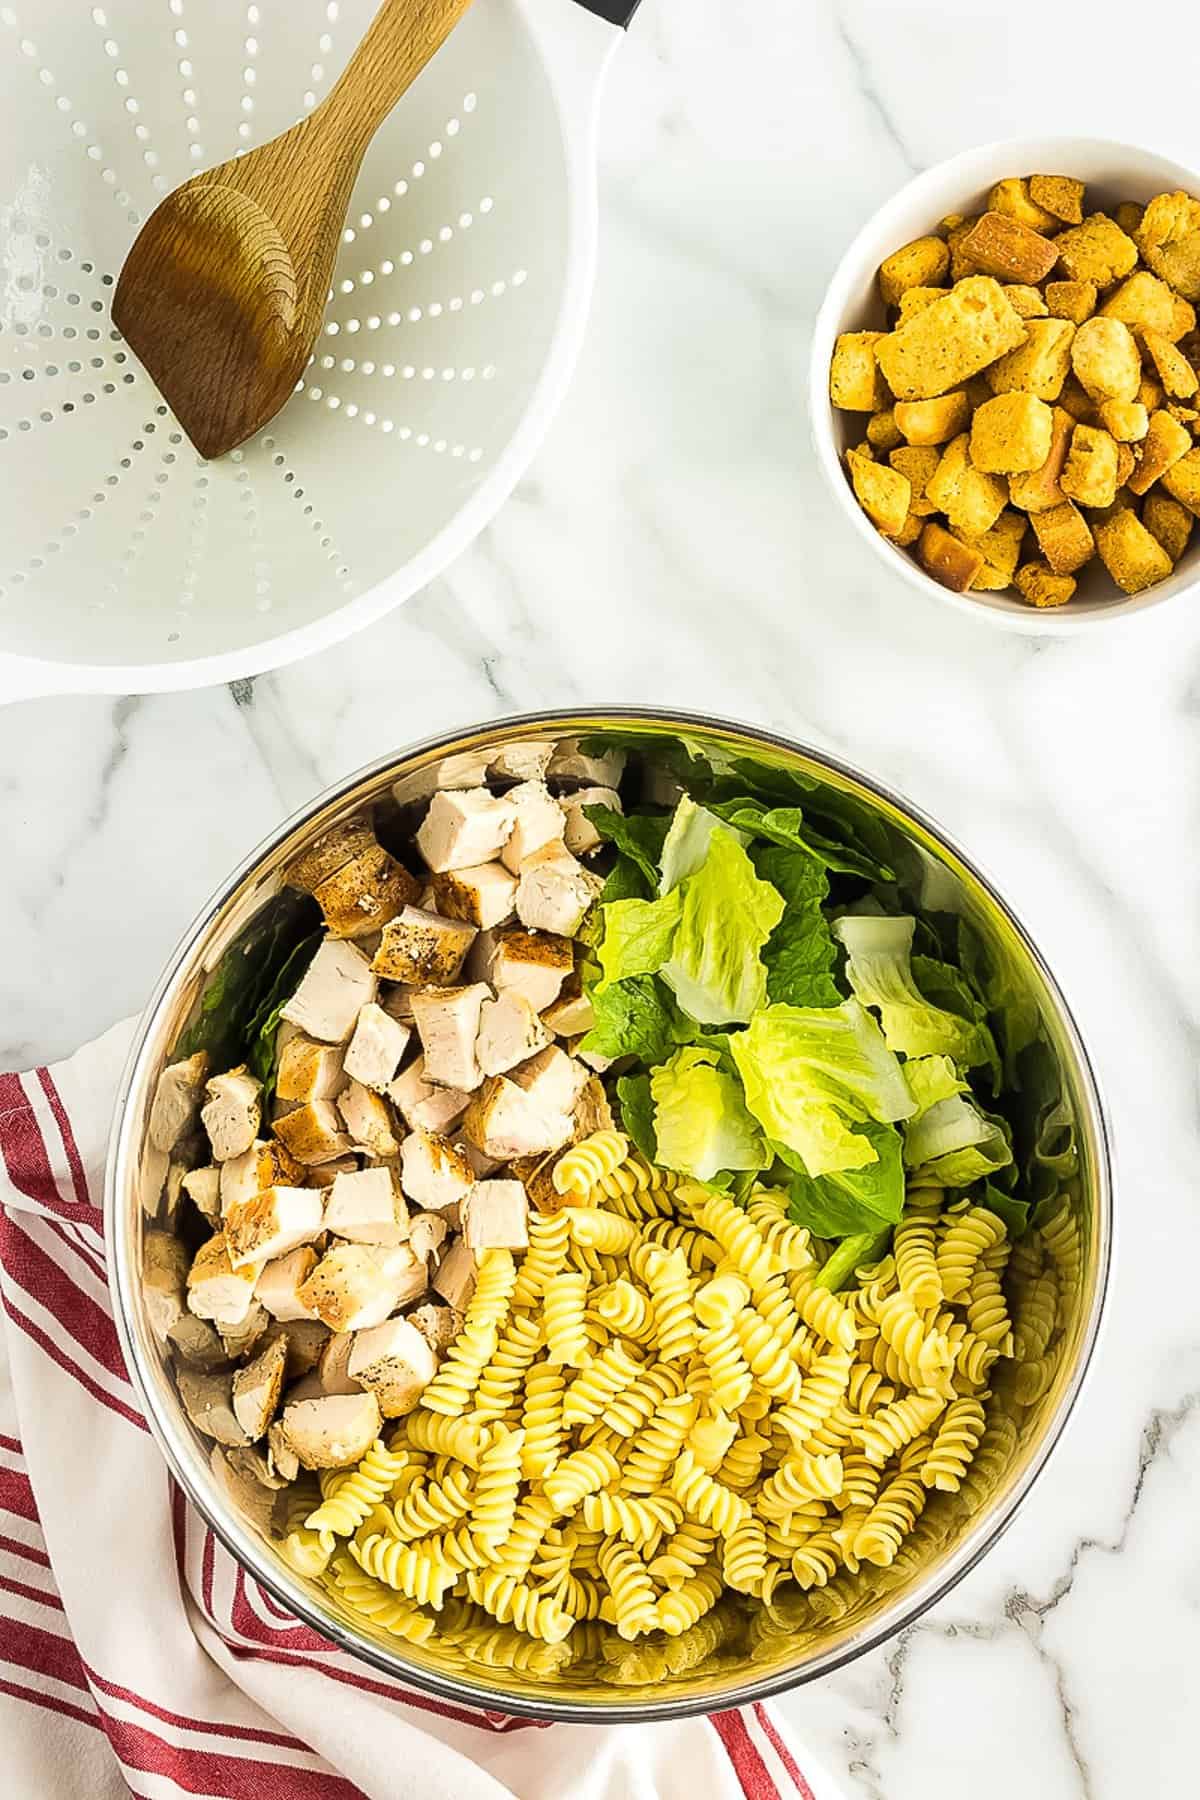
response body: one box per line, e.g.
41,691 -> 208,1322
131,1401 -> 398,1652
114,181 -> 311,460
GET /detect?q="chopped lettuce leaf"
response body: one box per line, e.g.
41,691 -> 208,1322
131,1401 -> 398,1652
752,846 -> 840,1008
584,806 -> 670,891
833,914 -> 994,1070
659,796 -> 748,894
616,1072 -> 657,1164
708,796 -> 893,880
911,953 -> 1002,1093
813,1227 -> 893,1292
782,1119 -> 906,1235
650,1045 -> 767,1182
730,999 -> 914,1178
595,888 -> 683,991
981,1181 -> 1030,1238
660,828 -> 784,1026
905,1091 -> 1013,1186
581,975 -> 683,1066
902,1054 -> 968,1115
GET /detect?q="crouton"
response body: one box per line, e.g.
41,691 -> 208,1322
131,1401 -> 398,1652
829,332 -> 890,411
969,509 -> 1027,589
925,434 -> 1007,535
1014,562 -> 1077,608
970,393 -> 1054,473
1094,509 -> 1174,594
986,317 -> 1075,401
1030,501 -> 1096,575
878,236 -> 950,308
1009,406 -> 1075,513
959,212 -> 1058,285
1028,175 -> 1084,226
875,277 -> 1027,401
897,287 -> 946,323
1060,425 -> 1120,510
1143,492 -> 1194,563
917,522 -> 984,593
893,392 -> 971,446
945,215 -> 980,281
1045,280 -> 1097,325
889,446 -> 942,515
1099,271 -> 1176,339
990,177 -> 1062,234
1169,296 -> 1197,344
1054,213 -> 1138,287
866,408 -> 904,452
1115,202 -> 1144,238
1141,329 -> 1199,402
1002,284 -> 1048,319
1136,191 -> 1200,302
889,513 -> 923,547
1070,317 -> 1141,404
1132,410 -> 1191,499
1098,401 -> 1148,443
1162,447 -> 1200,516
313,845 -> 419,940
1055,375 -> 1096,423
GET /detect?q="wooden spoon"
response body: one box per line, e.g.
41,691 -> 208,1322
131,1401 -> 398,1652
113,0 -> 476,460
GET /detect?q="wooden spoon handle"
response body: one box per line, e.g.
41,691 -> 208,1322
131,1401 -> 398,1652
318,0 -> 477,150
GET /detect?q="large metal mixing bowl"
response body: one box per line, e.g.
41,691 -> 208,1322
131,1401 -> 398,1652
105,709 -> 1111,1721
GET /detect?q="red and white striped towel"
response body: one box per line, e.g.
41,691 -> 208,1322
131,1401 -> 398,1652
0,1022 -> 842,1800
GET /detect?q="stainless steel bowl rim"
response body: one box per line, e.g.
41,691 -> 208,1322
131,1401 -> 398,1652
104,705 -> 1113,1723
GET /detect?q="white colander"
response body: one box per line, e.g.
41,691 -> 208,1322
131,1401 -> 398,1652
0,0 -> 631,702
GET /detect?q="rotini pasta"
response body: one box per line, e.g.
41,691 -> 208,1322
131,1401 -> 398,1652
553,1131 -> 631,1197
543,1271 -> 591,1369
304,1440 -> 409,1538
936,1206 -> 1006,1301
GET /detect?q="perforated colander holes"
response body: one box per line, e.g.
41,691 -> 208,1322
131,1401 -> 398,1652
350,92 -> 478,240
88,5 -> 166,195
168,0 -> 207,166
229,444 -> 273,611
177,450 -> 211,611
337,197 -> 498,298
264,435 -> 354,595
301,0 -> 341,113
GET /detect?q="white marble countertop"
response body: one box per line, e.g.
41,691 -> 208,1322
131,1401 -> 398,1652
2,1 -> 1198,1793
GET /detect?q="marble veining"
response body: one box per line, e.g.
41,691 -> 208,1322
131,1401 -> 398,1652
1,0 -> 1197,1791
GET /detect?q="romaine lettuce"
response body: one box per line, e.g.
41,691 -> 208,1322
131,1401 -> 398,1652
782,1118 -> 906,1234
833,914 -> 995,1070
660,827 -> 784,1026
595,888 -> 683,990
650,1045 -> 767,1182
752,846 -> 840,1009
659,796 -> 748,894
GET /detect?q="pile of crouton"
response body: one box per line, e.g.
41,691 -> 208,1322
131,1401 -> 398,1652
139,737 -> 624,1494
829,177 -> 1200,604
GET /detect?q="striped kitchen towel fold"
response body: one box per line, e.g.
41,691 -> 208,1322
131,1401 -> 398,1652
0,1021 -> 841,1800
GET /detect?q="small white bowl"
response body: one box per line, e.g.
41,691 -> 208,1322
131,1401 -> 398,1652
810,136 -> 1200,630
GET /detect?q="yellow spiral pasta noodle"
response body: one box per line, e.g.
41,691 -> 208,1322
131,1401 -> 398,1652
763,1501 -> 827,1557
600,1361 -> 684,1436
648,1520 -> 719,1590
456,1623 -> 572,1678
853,1471 -> 927,1567
511,1209 -> 571,1308
471,1312 -> 543,1423
695,1269 -> 752,1328
593,1159 -> 680,1218
670,1447 -> 751,1535
641,1245 -> 697,1364
465,1248 -> 518,1330
697,1322 -> 754,1413
758,1451 -> 844,1517
732,1306 -> 802,1401
721,1515 -> 768,1596
966,1258 -> 1012,1352
789,1530 -> 841,1590
835,1451 -> 885,1513
1013,1341 -> 1061,1405
920,1396 -> 987,1491
936,1205 -> 1007,1300
582,1489 -> 682,1546
469,1423 -> 526,1549
1039,1200 -> 1082,1307
894,1205 -> 943,1309
305,1441 -> 411,1539
691,1188 -> 777,1292
488,1492 -> 556,1579
278,1490 -> 335,1579
1013,1269 -> 1058,1362
592,1278 -> 656,1345
596,1538 -> 659,1640
773,1346 -> 853,1450
752,1271 -> 805,1358
716,1426 -> 770,1492
542,1444 -> 621,1515
563,1208 -> 638,1255
637,1217 -> 722,1275
620,1392 -> 700,1494
420,1521 -> 490,1574
421,1320 -> 499,1417
326,1555 -> 437,1645
464,1569 -> 575,1643
400,1409 -> 491,1469
656,1564 -> 723,1637
897,1431 -> 936,1474
543,1271 -> 590,1369
876,1292 -> 955,1388
736,1386 -> 773,1423
787,1270 -> 858,1351
351,1533 -> 457,1608
845,1362 -> 894,1414
551,1571 -> 608,1621
553,1130 -> 631,1197
562,1339 -> 644,1427
745,1192 -> 813,1271
686,1407 -> 739,1473
858,1391 -> 946,1467
518,1360 -> 565,1480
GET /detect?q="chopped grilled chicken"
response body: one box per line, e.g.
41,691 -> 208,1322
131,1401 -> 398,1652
372,906 -> 477,985
210,1446 -> 276,1532
140,1142 -> 169,1220
393,748 -> 493,806
149,1052 -> 209,1154
508,1045 -> 589,1116
476,989 -> 550,1077
573,1075 -> 616,1139
431,1237 -> 478,1312
276,1037 -> 347,1104
460,1139 -> 503,1180
303,1153 -> 360,1191
255,1247 -> 321,1322
516,840 -> 599,938
177,1367 -> 250,1447
201,1067 -> 263,1163
407,1301 -> 462,1352
410,984 -> 489,1091
416,788 -> 516,872
509,1151 -> 561,1215
167,1313 -> 229,1372
280,939 -> 377,1044
408,1211 -> 450,1266
186,1231 -> 263,1328
343,1002 -> 410,1091
387,1058 -> 471,1135
348,1317 -> 438,1418
262,1319 -> 330,1380
561,786 -> 621,857
499,782 -> 566,874
479,926 -> 574,1013
381,984 -> 418,1023
323,1166 -> 410,1246
273,1100 -> 354,1165
463,1178 -> 530,1251
219,1301 -> 270,1361
488,739 -> 553,783
573,1038 -> 615,1074
547,740 -> 627,788
224,1443 -> 290,1493
266,1419 -> 301,1483
399,1127 -> 474,1211
182,1165 -> 221,1224
219,1139 -> 306,1215
297,1242 -> 427,1332
225,1187 -> 324,1269
336,1080 -> 401,1159
279,1392 -> 382,1470
231,1334 -> 289,1441
463,1076 -> 574,1161
430,862 -> 518,930
143,1230 -> 190,1344
284,820 -> 378,894
542,992 -> 596,1038
317,1331 -> 363,1396
312,844 -> 420,940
